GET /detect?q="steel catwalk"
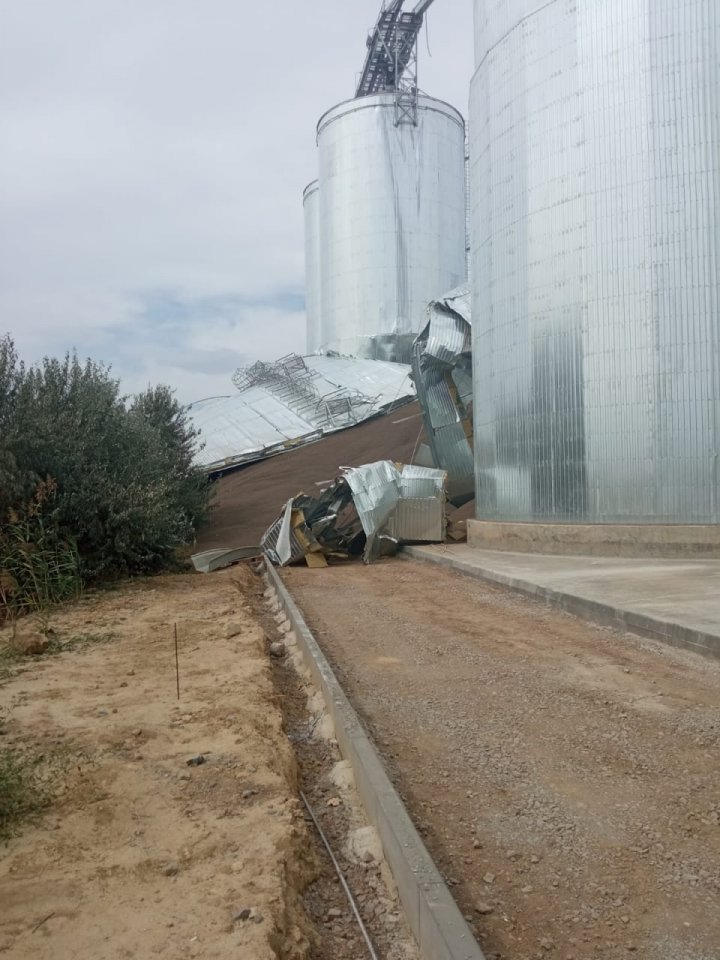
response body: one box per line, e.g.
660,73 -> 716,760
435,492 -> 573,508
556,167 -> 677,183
470,0 -> 720,523
302,180 -> 322,354
317,92 -> 467,363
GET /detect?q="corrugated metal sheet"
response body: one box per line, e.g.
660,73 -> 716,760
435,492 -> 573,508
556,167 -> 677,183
412,283 -> 475,504
344,462 -> 447,561
471,0 -> 720,523
188,354 -> 415,473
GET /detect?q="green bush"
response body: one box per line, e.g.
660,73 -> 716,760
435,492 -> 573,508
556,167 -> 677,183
0,335 -> 210,611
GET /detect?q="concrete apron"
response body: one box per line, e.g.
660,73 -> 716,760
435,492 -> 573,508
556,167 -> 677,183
402,546 -> 720,661
264,560 -> 486,960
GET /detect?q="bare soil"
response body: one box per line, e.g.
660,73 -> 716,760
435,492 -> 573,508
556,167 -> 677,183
281,559 -> 720,960
196,402 -> 423,552
0,569 -> 318,960
0,565 -> 423,960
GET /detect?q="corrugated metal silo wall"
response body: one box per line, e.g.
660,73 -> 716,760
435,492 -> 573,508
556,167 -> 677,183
303,180 -> 322,354
317,92 -> 467,363
470,0 -> 720,523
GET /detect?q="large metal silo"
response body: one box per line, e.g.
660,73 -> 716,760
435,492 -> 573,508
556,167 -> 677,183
317,92 -> 467,363
470,0 -> 720,526
303,180 -> 322,354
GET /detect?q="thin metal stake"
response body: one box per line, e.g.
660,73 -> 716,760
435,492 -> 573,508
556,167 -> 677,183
174,623 -> 180,700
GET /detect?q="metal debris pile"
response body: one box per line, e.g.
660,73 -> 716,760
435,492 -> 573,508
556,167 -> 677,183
411,283 -> 474,506
261,461 -> 447,566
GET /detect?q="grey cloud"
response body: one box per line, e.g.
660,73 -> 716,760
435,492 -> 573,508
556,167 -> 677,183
0,0 -> 473,402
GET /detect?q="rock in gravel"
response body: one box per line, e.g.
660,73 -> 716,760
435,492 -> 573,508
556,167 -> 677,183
483,872 -> 495,884
476,903 -> 494,915
473,838 -> 482,849
269,641 -> 285,658
233,908 -> 252,921
327,908 -> 342,919
162,861 -> 179,877
224,621 -> 242,639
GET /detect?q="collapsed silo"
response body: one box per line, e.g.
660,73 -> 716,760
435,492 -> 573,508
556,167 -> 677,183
302,180 -> 322,354
317,92 -> 467,363
469,0 -> 720,537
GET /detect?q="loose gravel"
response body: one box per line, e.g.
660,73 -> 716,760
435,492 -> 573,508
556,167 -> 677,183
282,559 -> 720,960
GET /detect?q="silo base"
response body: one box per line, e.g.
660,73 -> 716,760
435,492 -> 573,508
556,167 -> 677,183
467,521 -> 720,559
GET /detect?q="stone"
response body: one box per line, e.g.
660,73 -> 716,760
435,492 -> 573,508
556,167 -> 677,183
329,760 -> 355,791
346,826 -> 383,865
476,903 -> 494,915
269,642 -> 285,658
233,908 -> 252,921
473,839 -> 482,849
162,862 -> 179,877
327,908 -> 342,919
224,621 -> 242,639
15,635 -> 49,656
483,873 -> 495,884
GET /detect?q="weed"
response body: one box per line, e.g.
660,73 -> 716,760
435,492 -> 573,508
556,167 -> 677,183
0,747 -> 53,843
47,632 -> 117,654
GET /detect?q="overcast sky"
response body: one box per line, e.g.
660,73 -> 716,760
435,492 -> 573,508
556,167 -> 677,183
0,1 -> 474,402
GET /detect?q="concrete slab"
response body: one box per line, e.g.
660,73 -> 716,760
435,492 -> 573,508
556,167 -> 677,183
402,544 -> 720,660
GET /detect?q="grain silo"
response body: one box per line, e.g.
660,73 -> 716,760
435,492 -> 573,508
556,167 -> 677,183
302,1 -> 467,363
469,0 -> 720,547
302,180 -> 322,354
316,92 -> 466,362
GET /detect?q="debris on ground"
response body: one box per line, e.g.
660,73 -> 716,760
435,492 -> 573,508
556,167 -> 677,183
261,460 -> 447,566
194,402 -> 426,553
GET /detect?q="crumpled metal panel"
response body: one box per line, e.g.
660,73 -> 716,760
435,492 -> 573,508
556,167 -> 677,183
261,462 -> 447,566
188,354 -> 415,472
316,93 -> 467,362
344,462 -> 446,561
412,283 -> 475,504
303,181 -> 322,354
471,0 -> 720,523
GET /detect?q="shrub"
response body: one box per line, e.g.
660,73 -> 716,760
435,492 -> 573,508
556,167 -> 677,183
0,335 -> 210,608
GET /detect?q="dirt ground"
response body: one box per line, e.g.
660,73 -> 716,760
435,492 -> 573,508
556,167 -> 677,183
196,402 -> 423,552
0,569 -> 318,959
282,559 -> 720,960
0,566 -> 422,960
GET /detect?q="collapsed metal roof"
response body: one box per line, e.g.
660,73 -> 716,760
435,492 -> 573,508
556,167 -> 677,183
188,353 -> 415,473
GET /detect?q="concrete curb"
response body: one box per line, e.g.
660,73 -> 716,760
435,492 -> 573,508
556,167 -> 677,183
264,561 -> 486,960
402,546 -> 720,661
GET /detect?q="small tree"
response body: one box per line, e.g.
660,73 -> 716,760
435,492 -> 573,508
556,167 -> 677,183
0,337 -> 210,604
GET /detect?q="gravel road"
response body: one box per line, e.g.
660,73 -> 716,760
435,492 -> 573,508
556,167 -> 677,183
281,559 -> 720,960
